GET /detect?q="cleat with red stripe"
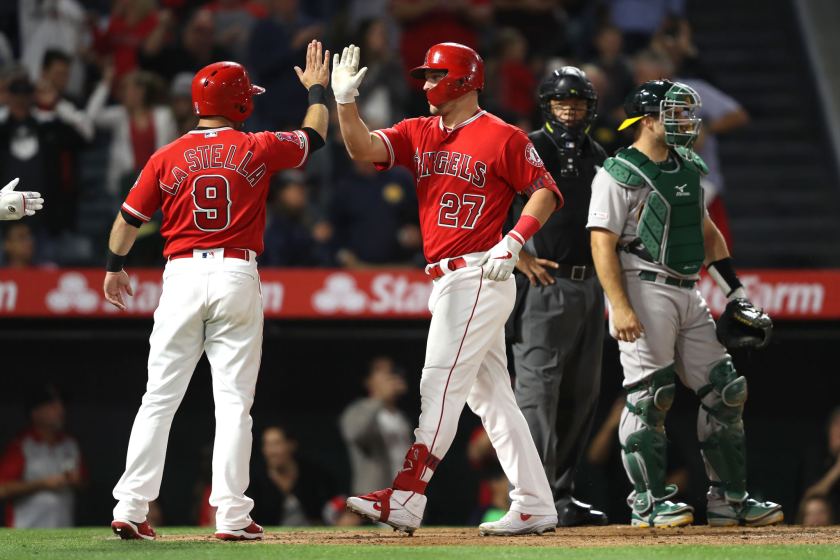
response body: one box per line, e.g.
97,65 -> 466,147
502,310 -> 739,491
215,521 -> 264,541
111,519 -> 156,540
479,511 -> 558,536
346,488 -> 424,535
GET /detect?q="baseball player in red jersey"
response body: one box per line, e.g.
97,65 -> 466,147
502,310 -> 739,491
103,42 -> 330,542
335,43 -> 563,536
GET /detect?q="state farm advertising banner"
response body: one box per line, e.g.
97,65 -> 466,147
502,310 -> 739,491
0,268 -> 836,320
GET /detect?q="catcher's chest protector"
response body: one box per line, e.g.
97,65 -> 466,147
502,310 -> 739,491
605,147 -> 706,276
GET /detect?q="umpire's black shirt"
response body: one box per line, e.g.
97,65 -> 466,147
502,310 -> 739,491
510,129 -> 608,265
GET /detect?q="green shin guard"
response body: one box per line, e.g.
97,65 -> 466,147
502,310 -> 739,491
698,359 -> 749,502
623,365 -> 677,508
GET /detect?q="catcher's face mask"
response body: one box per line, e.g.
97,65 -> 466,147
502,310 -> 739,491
660,82 -> 702,151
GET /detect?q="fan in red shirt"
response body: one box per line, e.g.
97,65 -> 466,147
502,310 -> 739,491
102,42 -> 330,543
334,42 -> 563,536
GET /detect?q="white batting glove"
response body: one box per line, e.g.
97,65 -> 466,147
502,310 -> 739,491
477,235 -> 523,282
0,178 -> 44,220
331,44 -> 367,104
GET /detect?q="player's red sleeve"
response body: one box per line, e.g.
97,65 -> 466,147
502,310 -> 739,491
372,119 -> 414,171
258,130 -> 311,172
122,160 -> 161,224
0,438 -> 24,483
499,129 -> 563,210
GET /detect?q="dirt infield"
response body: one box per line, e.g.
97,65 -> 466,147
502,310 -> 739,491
162,525 -> 840,547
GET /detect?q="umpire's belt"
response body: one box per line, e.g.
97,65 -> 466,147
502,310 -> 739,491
425,252 -> 485,280
549,264 -> 596,281
639,270 -> 695,289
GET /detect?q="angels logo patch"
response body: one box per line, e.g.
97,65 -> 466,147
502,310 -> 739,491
275,131 -> 303,148
525,143 -> 544,167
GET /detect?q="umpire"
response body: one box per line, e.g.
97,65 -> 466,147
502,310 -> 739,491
508,67 -> 608,527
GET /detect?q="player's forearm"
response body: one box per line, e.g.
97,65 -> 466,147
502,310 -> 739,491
108,213 -> 139,256
337,103 -> 377,161
520,188 -> 556,226
591,230 -> 632,311
0,479 -> 48,499
301,102 -> 328,143
703,217 -> 730,265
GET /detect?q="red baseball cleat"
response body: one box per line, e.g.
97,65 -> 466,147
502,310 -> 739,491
111,519 -> 156,540
215,521 -> 264,541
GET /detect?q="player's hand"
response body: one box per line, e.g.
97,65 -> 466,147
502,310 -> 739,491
0,178 -> 44,220
294,40 -> 330,90
612,304 -> 644,343
516,250 -> 558,286
104,270 -> 134,311
331,44 -> 368,104
41,473 -> 68,491
477,235 -> 522,282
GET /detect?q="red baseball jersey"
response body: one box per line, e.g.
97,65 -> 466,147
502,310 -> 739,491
121,126 -> 312,257
373,110 -> 562,263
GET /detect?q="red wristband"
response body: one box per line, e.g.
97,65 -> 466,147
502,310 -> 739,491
509,214 -> 541,245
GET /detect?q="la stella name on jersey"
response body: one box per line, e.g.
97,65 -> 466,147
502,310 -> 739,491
157,145 -> 267,195
413,148 -> 487,188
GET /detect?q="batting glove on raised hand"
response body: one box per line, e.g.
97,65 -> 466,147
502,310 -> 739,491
0,178 -> 44,220
331,44 -> 367,104
477,235 -> 522,282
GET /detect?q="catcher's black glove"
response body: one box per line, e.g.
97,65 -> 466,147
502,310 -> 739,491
716,298 -> 773,350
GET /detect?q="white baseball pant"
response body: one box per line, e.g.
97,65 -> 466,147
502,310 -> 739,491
415,256 -> 555,515
113,249 -> 263,530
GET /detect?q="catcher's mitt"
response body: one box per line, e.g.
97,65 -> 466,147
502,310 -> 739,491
716,298 -> 773,350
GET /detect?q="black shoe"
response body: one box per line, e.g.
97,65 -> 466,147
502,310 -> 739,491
557,498 -> 609,527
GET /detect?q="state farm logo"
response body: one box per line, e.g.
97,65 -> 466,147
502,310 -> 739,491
312,273 -> 434,315
46,272 -> 99,313
698,275 -> 825,316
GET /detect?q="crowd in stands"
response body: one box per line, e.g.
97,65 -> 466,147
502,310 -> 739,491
0,0 -> 749,268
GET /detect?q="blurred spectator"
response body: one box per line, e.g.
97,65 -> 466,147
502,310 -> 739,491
798,495 -> 834,527
139,9 -> 232,82
598,0 -> 685,54
324,159 -> 422,268
248,0 -> 323,131
579,63 -> 625,156
354,18 -> 408,130
249,425 -> 339,526
170,72 -> 199,136
92,0 -> 162,88
589,25 -> 634,114
391,0 -> 492,115
205,0 -> 269,67
146,500 -> 165,527
0,384 -> 88,528
261,171 -> 323,267
1,222 -> 56,269
19,0 -> 90,100
86,69 -> 177,195
802,407 -> 840,515
466,426 -> 509,525
634,49 -> 748,251
36,50 -> 95,142
650,18 -> 714,84
493,28 -> 536,121
0,76 -> 87,236
340,357 -> 413,497
492,0 -> 566,58
0,32 -> 13,70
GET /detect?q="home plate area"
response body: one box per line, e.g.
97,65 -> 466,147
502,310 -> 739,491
160,525 -> 840,547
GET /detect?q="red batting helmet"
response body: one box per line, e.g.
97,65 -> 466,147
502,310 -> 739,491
192,62 -> 265,122
410,43 -> 484,107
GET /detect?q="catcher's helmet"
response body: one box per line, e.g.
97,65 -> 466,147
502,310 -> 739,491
619,79 -> 702,149
192,62 -> 264,122
539,67 -> 598,143
410,43 -> 483,107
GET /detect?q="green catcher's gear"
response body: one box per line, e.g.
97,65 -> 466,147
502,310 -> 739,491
604,147 -> 706,276
716,298 -> 774,350
697,358 -> 749,503
707,499 -> 784,527
622,365 -> 676,504
619,79 -> 703,153
631,494 -> 694,528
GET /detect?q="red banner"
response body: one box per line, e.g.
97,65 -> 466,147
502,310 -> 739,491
0,268 -> 837,320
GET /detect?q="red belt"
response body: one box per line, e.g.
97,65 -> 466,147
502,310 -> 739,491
426,257 -> 467,279
169,248 -> 250,262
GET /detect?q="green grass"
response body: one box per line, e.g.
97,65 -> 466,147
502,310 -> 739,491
0,528 -> 838,560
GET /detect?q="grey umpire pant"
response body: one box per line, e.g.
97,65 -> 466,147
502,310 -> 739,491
512,275 -> 605,511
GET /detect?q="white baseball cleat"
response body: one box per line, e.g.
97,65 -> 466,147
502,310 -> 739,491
346,488 -> 424,535
479,511 -> 558,536
214,520 -> 264,541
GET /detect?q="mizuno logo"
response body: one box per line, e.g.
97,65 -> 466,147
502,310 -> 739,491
675,184 -> 690,196
494,252 -> 513,260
